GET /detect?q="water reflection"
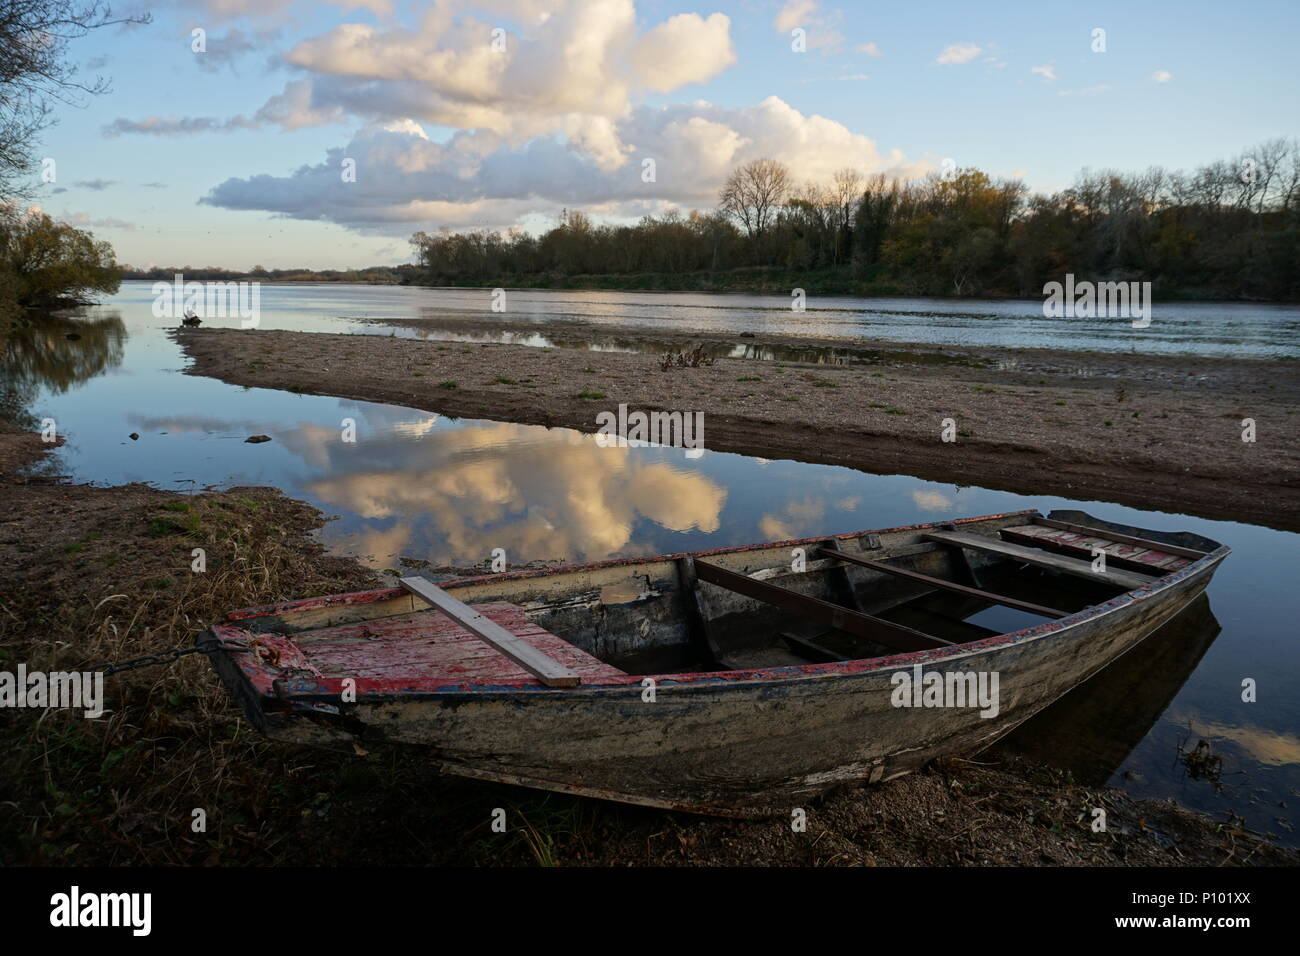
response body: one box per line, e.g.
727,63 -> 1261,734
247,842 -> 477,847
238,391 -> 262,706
998,594 -> 1223,785
0,314 -> 126,427
301,420 -> 729,566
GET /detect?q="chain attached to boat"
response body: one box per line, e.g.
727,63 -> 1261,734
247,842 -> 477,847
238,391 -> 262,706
90,634 -> 247,676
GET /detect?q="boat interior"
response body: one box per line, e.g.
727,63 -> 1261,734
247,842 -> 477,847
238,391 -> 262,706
600,510 -> 1209,676
223,510 -> 1221,693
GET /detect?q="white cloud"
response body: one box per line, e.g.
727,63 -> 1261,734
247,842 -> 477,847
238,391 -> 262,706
199,98 -> 929,231
774,0 -> 818,32
633,13 -> 736,93
1030,64 -> 1056,81
118,1 -> 739,142
936,42 -> 982,65
773,0 -> 844,53
855,42 -> 882,56
1151,70 -> 1172,83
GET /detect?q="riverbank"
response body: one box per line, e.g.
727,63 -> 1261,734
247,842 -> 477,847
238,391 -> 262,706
177,326 -> 1300,531
1,422 -> 1294,865
402,270 -> 1297,303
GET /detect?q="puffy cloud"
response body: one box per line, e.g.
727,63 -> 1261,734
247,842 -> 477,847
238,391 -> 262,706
199,98 -> 928,230
112,1 -> 738,143
936,42 -> 982,65
1030,64 -> 1056,81
299,418 -> 729,564
277,0 -> 732,133
632,13 -> 736,93
1151,70 -> 1172,83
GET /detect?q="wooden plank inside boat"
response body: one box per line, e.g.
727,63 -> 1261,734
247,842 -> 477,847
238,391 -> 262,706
692,559 -> 951,652
1003,523 -> 1193,572
283,602 -> 626,687
923,530 -> 1158,590
1033,517 -> 1207,560
399,576 -> 582,687
814,546 -> 1069,618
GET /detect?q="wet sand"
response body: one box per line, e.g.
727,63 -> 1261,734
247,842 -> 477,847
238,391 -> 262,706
178,326 -> 1300,531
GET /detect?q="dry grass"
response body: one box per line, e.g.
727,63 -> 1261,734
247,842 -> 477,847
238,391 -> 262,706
0,470 -> 380,864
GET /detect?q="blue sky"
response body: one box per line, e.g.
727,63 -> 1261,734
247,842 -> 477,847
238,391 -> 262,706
33,0 -> 1300,270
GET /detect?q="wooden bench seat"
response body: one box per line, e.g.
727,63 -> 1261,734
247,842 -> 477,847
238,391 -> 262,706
286,602 -> 625,687
1000,524 -> 1193,572
924,530 -> 1158,591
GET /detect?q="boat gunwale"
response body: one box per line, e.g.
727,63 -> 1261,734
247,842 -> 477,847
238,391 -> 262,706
260,547 -> 1229,700
225,509 -> 1042,622
212,511 -> 1230,701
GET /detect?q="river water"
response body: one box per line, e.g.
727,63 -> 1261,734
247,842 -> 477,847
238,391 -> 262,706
3,282 -> 1297,842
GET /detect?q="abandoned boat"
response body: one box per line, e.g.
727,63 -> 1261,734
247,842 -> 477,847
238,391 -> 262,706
201,509 -> 1228,815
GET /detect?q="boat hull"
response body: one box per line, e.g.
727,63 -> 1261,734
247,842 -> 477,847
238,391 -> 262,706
246,543 -> 1225,815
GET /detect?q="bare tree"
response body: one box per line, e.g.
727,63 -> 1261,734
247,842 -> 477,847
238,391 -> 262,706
831,168 -> 862,231
718,158 -> 791,238
0,1 -> 149,198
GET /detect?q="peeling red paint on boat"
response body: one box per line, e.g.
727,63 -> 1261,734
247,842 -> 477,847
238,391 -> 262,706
213,512 -> 1227,707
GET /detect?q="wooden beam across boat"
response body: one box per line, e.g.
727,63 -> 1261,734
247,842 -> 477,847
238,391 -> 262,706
814,546 -> 1069,619
692,559 -> 951,652
1032,517 -> 1207,560
923,531 -> 1156,590
399,576 -> 581,687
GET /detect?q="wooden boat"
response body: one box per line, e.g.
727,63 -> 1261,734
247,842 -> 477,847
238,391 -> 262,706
201,508 -> 1228,815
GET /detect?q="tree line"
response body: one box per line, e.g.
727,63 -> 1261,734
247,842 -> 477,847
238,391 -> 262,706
411,141 -> 1300,301
120,264 -> 421,283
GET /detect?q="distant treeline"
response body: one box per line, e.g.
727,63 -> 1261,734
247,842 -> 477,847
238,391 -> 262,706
410,140 -> 1300,301
120,265 -> 422,283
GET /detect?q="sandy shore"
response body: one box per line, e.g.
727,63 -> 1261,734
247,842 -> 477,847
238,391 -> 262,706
178,326 -> 1300,530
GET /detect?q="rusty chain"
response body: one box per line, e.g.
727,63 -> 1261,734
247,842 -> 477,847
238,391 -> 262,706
89,633 -> 248,676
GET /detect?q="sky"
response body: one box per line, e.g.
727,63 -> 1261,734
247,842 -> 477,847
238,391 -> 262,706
30,0 -> 1300,270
